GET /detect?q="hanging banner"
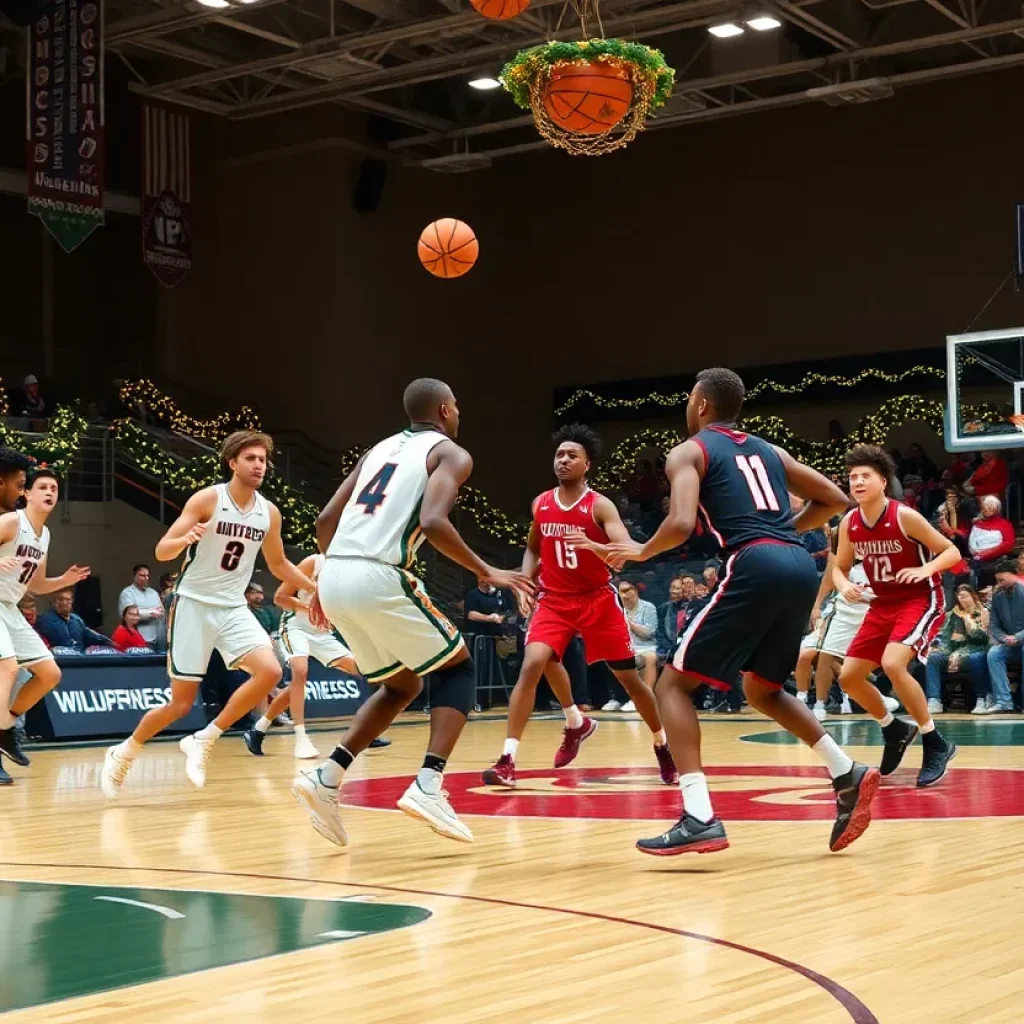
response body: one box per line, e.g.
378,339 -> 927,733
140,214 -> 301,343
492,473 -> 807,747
142,104 -> 192,287
25,0 -> 105,252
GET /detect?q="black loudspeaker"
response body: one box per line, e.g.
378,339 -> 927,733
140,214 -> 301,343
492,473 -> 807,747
73,576 -> 103,630
0,0 -> 45,25
352,159 -> 388,214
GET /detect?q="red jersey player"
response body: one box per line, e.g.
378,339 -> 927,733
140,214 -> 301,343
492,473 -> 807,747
482,425 -> 677,788
835,445 -> 961,787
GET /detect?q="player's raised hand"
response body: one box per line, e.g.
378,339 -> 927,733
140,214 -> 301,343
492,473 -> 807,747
564,529 -> 609,559
184,521 -> 208,545
61,565 -> 91,586
895,565 -> 931,585
308,590 -> 330,631
604,540 -> 646,571
483,566 -> 535,603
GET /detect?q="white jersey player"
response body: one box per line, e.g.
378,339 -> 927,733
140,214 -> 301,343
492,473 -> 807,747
100,430 -> 315,798
0,464 -> 89,780
292,377 -> 532,849
243,553 -> 357,760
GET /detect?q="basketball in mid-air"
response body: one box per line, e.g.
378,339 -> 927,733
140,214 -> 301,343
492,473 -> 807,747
470,0 -> 530,19
417,219 -> 479,279
543,61 -> 633,135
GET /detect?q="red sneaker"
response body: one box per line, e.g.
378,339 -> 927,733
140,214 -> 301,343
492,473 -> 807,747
554,717 -> 598,769
655,744 -> 679,785
482,754 -> 517,788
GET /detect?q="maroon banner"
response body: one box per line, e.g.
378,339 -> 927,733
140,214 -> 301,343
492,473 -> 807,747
142,104 -> 192,287
26,0 -> 105,252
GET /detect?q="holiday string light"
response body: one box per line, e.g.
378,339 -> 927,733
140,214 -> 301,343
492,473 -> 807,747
0,407 -> 86,475
118,380 -> 261,443
0,378 -> 8,418
555,365 -> 947,416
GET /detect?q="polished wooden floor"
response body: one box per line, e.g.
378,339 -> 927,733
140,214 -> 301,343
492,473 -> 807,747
3,710 -> 1024,1023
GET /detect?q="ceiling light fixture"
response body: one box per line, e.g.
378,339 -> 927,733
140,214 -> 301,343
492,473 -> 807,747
746,15 -> 782,30
469,76 -> 502,90
708,22 -> 744,37
196,0 -> 231,7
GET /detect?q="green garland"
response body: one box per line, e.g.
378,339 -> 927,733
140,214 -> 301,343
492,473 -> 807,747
0,407 -> 87,476
502,39 -> 675,112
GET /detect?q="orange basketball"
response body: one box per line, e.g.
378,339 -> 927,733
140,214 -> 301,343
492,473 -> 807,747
470,0 -> 530,19
417,218 -> 479,279
543,60 -> 633,135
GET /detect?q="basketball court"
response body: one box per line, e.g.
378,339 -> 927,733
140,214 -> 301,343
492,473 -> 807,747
3,711 -> 1022,1023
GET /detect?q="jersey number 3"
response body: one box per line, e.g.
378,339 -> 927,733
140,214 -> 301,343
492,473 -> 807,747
735,455 -> 781,511
220,541 -> 245,572
356,463 -> 397,515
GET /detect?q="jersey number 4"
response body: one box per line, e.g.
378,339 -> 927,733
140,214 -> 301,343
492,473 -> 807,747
356,463 -> 397,515
735,455 -> 781,511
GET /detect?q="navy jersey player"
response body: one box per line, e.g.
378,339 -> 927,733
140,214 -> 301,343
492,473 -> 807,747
600,368 -> 878,856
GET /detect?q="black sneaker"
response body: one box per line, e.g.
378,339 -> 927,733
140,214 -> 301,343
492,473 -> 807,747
917,736 -> 956,788
0,755 -> 10,786
880,718 -> 918,776
369,737 -> 391,749
243,729 -> 265,756
636,814 -> 730,856
830,763 -> 880,852
0,727 -> 29,767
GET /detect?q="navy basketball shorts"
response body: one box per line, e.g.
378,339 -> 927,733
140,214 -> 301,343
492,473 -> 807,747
672,540 -> 819,690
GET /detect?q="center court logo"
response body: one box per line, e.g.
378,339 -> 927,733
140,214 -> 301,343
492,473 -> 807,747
341,765 -> 1024,821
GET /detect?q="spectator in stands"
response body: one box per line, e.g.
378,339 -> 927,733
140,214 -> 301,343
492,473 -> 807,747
694,581 -> 710,601
118,564 -> 165,649
159,572 -> 177,609
702,562 -> 720,594
10,374 -> 50,419
16,595 -> 49,648
36,589 -> 111,651
965,450 -> 1009,500
984,561 -> 1023,713
245,582 -> 278,634
111,605 -> 150,652
617,579 -> 658,698
968,495 -> 1016,589
464,579 -> 509,636
925,585 -> 991,714
793,495 -> 829,573
656,576 -> 692,662
935,486 -> 972,608
899,443 -> 938,487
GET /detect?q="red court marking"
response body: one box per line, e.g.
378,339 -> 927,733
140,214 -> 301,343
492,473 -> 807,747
342,765 -> 1024,821
0,861 -> 878,1024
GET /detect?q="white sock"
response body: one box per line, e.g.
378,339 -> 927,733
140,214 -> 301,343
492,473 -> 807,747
195,723 -> 223,742
813,701 -> 826,709
417,767 -> 442,795
317,759 -> 344,788
116,737 -> 143,759
812,735 -> 854,780
679,772 -> 714,823
653,728 -> 667,747
503,738 -> 520,759
294,724 -> 307,739
878,712 -> 894,728
920,719 -> 936,734
253,716 -> 272,734
563,704 -> 584,729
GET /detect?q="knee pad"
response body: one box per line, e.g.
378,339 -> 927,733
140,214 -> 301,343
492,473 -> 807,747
428,658 -> 476,716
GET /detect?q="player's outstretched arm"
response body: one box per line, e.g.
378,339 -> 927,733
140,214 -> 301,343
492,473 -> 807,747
263,505 -> 317,593
0,512 -> 21,575
27,553 -> 90,595
155,488 -> 218,562
896,506 -> 962,582
420,442 -> 534,600
315,454 -> 367,554
774,447 -> 848,533
274,553 -> 316,613
831,515 -> 865,603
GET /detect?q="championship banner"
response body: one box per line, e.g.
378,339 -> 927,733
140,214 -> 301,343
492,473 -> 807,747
142,104 -> 192,286
25,0 -> 105,252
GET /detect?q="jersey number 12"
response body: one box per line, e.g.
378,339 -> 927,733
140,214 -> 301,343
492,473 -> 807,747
735,455 -> 781,512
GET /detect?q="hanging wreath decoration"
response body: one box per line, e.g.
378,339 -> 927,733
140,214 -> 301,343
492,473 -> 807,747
502,38 -> 675,156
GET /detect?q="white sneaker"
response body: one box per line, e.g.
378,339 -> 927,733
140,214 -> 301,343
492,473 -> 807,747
839,698 -> 853,715
812,701 -> 827,722
621,700 -> 636,712
179,734 -> 215,789
100,745 -> 134,800
292,768 -> 348,847
294,735 -> 321,759
601,700 -> 622,712
926,698 -> 944,715
397,780 -> 474,843
970,698 -> 987,715
883,696 -> 901,714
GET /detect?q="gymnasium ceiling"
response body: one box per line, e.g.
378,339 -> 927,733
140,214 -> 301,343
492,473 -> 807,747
11,0 -> 1024,169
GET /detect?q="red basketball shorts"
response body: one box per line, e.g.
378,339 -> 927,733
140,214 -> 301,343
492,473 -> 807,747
845,592 -> 944,666
526,584 -> 635,665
